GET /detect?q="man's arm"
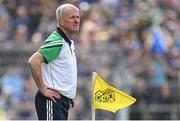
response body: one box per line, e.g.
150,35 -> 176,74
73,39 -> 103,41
28,52 -> 60,102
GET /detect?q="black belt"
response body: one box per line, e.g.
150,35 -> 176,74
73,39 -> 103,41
60,94 -> 74,107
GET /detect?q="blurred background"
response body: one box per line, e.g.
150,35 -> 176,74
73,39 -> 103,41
0,0 -> 180,120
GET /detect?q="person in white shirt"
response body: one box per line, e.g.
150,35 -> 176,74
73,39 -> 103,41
28,3 -> 80,120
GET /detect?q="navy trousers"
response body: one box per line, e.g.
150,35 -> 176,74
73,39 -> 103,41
35,90 -> 73,120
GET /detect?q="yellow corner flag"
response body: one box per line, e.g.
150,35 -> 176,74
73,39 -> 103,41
93,74 -> 136,113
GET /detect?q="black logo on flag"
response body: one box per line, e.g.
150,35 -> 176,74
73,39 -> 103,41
95,89 -> 115,103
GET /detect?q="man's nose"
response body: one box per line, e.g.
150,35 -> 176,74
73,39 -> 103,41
75,17 -> 80,22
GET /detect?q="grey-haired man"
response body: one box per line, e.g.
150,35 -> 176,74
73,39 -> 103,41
28,4 -> 80,120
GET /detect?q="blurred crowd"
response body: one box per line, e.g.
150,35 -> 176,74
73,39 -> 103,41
0,0 -> 180,120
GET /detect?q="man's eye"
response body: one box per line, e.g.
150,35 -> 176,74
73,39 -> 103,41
70,16 -> 79,19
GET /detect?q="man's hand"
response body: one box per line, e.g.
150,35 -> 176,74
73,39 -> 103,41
40,88 -> 61,102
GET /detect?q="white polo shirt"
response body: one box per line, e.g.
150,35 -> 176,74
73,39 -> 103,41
38,28 -> 77,99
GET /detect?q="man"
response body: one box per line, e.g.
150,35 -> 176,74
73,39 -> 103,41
28,4 -> 80,120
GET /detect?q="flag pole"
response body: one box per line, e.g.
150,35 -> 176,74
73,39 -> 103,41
92,72 -> 97,120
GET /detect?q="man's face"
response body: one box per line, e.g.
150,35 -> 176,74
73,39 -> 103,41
60,8 -> 80,34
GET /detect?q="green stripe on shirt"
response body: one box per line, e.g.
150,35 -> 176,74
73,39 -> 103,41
38,31 -> 64,63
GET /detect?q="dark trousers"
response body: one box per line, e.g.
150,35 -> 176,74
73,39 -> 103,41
35,90 -> 72,120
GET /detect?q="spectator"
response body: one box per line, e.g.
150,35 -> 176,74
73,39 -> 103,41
1,64 -> 23,118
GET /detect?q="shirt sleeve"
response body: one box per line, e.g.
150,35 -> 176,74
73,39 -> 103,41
38,41 -> 63,63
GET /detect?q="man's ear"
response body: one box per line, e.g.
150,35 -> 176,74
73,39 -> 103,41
59,19 -> 64,26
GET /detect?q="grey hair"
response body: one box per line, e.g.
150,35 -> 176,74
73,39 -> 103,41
56,4 -> 79,26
